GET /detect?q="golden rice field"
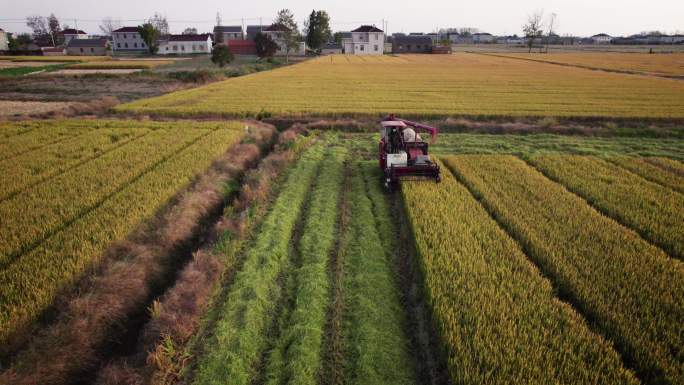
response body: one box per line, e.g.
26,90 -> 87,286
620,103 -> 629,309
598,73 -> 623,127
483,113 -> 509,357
117,53 -> 684,119
0,119 -> 245,348
67,60 -> 174,69
495,52 -> 684,77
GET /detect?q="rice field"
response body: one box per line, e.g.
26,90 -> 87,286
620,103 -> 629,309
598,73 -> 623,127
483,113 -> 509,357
493,52 -> 684,77
117,53 -> 684,119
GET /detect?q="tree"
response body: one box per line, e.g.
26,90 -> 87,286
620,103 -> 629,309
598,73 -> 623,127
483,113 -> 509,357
137,23 -> 160,54
523,11 -> 544,53
273,9 -> 300,63
544,13 -> 557,51
183,27 -> 198,35
211,44 -> 234,67
216,12 -> 222,27
100,17 -> 122,36
15,33 -> 33,48
148,13 -> 169,35
8,34 -> 19,51
254,32 -> 278,59
47,13 -> 62,45
333,31 -> 345,45
26,15 -> 51,46
304,10 -> 332,53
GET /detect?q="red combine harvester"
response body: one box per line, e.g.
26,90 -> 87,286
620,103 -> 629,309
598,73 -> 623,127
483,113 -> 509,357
379,114 -> 441,192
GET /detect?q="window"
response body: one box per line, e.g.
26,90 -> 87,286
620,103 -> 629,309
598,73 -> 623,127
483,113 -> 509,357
125,43 -> 128,48
374,34 -> 378,40
407,44 -> 412,50
90,48 -> 94,53
142,43 -> 145,47
134,43 -> 137,48
80,48 -> 83,53
192,45 -> 196,51
374,45 -> 379,51
123,34 -> 127,39
173,45 -> 178,51
166,46 -> 169,51
360,45 -> 364,51
181,45 -> 185,51
117,43 -> 121,48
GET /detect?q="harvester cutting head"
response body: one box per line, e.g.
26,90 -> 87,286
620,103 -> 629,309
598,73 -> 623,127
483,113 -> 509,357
378,114 -> 441,192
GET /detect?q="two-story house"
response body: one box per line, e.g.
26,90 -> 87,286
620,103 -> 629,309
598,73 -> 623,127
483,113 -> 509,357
112,27 -> 147,53
472,32 -> 494,43
591,33 -> 612,44
214,26 -> 243,43
342,25 -> 384,55
61,28 -> 88,45
0,29 -> 8,51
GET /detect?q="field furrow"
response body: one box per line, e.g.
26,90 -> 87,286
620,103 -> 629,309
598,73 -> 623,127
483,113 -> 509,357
0,127 -> 245,348
264,145 -> 347,385
0,126 -> 150,201
340,162 -> 416,385
402,160 -> 637,384
443,155 -> 684,385
193,142 -> 326,385
0,127 -> 207,265
526,155 -> 684,260
645,156 -> 684,176
608,156 -> 684,194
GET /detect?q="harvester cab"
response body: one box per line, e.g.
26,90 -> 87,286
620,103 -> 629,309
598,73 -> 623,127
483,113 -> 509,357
379,114 -> 441,192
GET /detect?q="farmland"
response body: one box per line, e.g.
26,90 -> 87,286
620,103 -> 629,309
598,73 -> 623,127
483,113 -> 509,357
1,49 -> 684,385
117,53 -> 684,119
490,52 -> 684,77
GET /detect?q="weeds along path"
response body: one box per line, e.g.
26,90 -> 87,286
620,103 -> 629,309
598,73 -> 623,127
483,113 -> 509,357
607,156 -> 684,194
262,144 -> 347,385
401,161 -> 637,384
443,155 -> 684,385
338,162 -> 416,385
524,155 -> 684,260
191,142 -> 327,385
93,131 -> 315,385
0,126 -> 248,363
0,126 -> 275,385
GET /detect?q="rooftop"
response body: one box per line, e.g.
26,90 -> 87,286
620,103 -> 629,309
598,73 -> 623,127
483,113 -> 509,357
62,28 -> 87,35
168,34 -> 212,42
113,27 -> 140,33
67,38 -> 108,48
352,25 -> 383,33
214,25 -> 242,33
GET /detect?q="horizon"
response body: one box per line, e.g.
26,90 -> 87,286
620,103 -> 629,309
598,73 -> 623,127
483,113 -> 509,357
1,0 -> 682,38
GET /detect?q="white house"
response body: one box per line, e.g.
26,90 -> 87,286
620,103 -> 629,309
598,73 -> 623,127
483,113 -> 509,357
342,25 -> 384,55
591,33 -> 612,44
61,28 -> 88,45
112,27 -> 147,52
158,34 -> 212,55
472,32 -> 494,43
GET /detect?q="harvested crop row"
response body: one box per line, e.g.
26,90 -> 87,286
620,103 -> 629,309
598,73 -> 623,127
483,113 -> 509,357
0,127 -> 245,349
443,155 -> 684,385
193,142 -> 326,385
402,160 -> 637,384
340,162 -> 416,385
264,144 -> 347,385
607,156 -> 684,194
0,122 -> 95,161
526,155 -> 684,260
0,126 -> 149,201
0,127 -> 207,264
645,156 -> 684,176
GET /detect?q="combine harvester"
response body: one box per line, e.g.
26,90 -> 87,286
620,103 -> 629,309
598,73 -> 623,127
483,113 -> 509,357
379,114 -> 441,191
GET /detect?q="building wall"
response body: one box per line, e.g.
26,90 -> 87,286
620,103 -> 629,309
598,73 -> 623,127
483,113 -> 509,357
392,40 -> 432,53
112,31 -> 147,52
64,34 -> 88,45
158,39 -> 212,55
348,32 -> 384,55
0,31 -> 8,51
67,46 -> 108,56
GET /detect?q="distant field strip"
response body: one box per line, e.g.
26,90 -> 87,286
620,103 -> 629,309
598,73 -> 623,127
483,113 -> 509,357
433,133 -> 684,159
607,157 -> 684,193
117,53 -> 684,119
0,126 -> 149,201
443,155 -> 684,385
0,55 -> 110,62
492,52 -> 684,77
402,161 -> 637,384
0,122 -> 245,348
68,60 -> 173,69
527,155 -> 684,260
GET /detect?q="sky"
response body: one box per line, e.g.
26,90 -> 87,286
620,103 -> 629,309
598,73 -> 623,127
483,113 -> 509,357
1,0 -> 682,37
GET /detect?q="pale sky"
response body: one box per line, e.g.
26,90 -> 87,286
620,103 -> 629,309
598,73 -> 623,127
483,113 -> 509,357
1,0 -> 682,37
